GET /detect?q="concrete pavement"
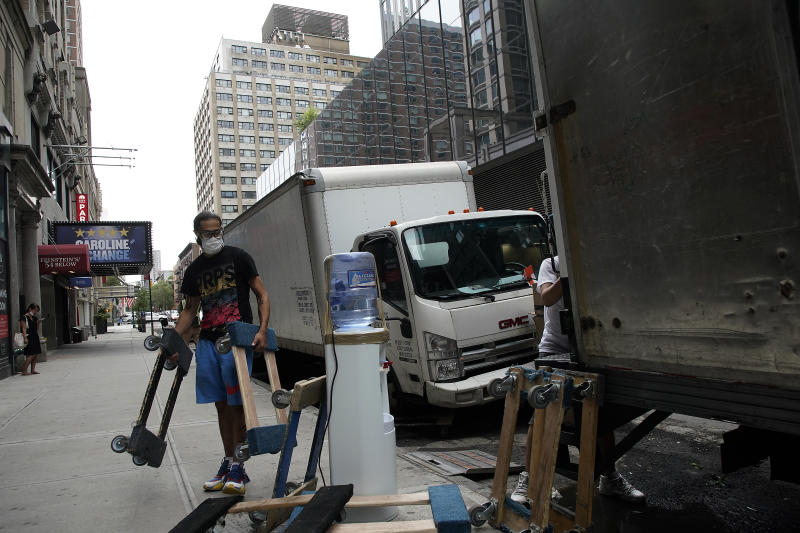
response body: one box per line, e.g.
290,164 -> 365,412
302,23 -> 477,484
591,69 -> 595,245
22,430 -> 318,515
0,325 -> 486,532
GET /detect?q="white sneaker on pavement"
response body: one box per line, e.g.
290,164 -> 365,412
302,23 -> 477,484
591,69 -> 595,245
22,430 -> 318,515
598,472 -> 646,504
510,471 -> 562,507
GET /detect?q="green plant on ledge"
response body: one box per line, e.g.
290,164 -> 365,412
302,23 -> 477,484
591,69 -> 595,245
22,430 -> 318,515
94,309 -> 109,321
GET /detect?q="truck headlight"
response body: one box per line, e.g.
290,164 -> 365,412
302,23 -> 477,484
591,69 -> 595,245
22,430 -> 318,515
424,332 -> 463,381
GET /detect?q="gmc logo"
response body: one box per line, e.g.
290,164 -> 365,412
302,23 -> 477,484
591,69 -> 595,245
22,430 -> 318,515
499,315 -> 529,330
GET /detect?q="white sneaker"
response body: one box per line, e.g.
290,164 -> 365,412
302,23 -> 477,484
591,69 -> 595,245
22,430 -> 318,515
598,472 -> 646,504
510,471 -> 562,506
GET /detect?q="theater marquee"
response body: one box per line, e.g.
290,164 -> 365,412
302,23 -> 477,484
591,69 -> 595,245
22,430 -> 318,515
51,221 -> 153,275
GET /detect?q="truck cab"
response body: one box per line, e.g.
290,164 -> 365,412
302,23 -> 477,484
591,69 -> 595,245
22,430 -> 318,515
354,209 -> 550,408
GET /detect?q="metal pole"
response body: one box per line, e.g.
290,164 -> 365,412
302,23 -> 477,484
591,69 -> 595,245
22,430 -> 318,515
148,276 -> 154,336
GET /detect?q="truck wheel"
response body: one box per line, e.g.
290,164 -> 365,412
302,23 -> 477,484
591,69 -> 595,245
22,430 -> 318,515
386,369 -> 403,414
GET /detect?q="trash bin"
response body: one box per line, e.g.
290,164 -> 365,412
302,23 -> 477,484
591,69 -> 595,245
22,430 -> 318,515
71,327 -> 82,343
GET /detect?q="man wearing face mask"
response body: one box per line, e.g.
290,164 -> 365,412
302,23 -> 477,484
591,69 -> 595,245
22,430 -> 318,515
173,211 -> 270,495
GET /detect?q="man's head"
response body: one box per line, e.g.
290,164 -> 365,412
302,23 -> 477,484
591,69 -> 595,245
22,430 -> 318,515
193,211 -> 224,256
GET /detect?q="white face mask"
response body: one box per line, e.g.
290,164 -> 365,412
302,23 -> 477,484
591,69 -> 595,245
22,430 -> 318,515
201,236 -> 224,256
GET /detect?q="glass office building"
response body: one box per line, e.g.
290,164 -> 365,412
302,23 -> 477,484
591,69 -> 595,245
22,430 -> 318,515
258,0 -> 548,212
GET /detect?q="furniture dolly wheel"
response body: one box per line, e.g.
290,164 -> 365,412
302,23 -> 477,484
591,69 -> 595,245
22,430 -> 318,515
468,502 -> 494,527
215,334 -> 232,353
144,335 -> 161,351
233,442 -> 250,462
110,435 -> 128,453
528,383 -> 559,409
488,374 -> 516,398
248,511 -> 266,524
272,389 -> 292,409
132,455 -> 148,466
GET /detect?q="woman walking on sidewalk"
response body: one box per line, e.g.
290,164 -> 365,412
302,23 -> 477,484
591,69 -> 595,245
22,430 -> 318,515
19,303 -> 42,375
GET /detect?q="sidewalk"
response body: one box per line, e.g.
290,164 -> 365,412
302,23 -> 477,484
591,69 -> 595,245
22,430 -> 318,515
0,325 -> 484,532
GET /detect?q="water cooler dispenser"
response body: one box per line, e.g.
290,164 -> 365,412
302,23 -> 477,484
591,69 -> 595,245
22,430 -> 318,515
324,252 -> 398,522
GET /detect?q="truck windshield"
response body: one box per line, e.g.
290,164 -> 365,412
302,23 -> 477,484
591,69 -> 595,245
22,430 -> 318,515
402,215 -> 550,300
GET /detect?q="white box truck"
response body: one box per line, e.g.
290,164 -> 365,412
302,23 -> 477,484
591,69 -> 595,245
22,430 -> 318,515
224,161 -> 551,408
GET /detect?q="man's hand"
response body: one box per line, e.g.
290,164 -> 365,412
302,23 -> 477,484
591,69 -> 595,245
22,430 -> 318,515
252,329 -> 267,352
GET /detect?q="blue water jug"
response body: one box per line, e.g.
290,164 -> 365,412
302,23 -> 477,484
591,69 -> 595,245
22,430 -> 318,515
328,252 -> 380,331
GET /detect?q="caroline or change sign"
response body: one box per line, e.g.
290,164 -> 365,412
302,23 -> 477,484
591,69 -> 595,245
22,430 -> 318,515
53,223 -> 150,264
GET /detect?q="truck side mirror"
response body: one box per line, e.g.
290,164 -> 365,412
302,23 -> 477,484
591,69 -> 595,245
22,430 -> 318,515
400,318 -> 412,339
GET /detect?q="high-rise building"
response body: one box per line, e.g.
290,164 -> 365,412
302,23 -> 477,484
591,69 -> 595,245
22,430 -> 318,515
65,0 -> 83,66
259,0 -> 546,213
193,5 -> 372,226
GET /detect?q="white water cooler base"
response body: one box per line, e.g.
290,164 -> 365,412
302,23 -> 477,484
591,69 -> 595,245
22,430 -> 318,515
325,342 -> 398,523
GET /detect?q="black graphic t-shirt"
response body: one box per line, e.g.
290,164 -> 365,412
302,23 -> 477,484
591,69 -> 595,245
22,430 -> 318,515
181,246 -> 258,339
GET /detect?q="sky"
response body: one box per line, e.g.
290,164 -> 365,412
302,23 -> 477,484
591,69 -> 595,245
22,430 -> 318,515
81,0 -> 384,273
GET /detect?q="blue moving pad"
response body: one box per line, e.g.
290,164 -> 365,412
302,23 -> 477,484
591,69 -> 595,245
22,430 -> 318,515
428,485 -> 470,533
247,424 -> 287,455
226,321 -> 278,350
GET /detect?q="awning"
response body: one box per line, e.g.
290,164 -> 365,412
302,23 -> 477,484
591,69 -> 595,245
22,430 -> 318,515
38,244 -> 91,275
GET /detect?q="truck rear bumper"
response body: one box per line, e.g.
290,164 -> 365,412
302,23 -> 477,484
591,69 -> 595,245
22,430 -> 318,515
424,363 -> 535,408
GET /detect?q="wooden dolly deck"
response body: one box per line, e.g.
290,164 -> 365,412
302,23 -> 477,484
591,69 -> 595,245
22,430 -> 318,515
469,366 -> 601,533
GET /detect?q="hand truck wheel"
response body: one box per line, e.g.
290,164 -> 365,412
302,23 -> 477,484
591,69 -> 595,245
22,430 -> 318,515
132,455 -> 148,466
144,335 -> 161,351
233,442 -> 250,462
248,511 -> 266,524
110,435 -> 128,453
215,334 -> 232,353
468,504 -> 489,527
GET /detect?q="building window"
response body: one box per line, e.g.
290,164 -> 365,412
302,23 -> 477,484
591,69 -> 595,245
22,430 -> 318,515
260,164 -> 270,171
218,134 -> 235,142
289,64 -> 303,73
252,47 -> 266,56
341,71 -> 354,78
217,93 -> 233,101
340,58 -> 354,67
468,7 -> 480,26
221,205 -> 239,213
238,107 -> 254,116
258,109 -> 273,118
221,163 -> 236,172
256,82 -> 271,91
217,120 -> 234,128
242,191 -> 257,199
239,135 -> 255,143
314,100 -> 327,109
276,98 -> 291,106
295,99 -> 309,108
258,123 -> 274,131
277,111 -> 293,119
288,51 -> 303,60
278,137 -> 292,145
240,163 -> 257,171
232,58 -> 248,67
257,96 -> 272,105
277,124 -> 293,133
276,84 -> 291,93
221,176 -> 237,184
216,79 -> 232,87
242,177 -> 258,185
324,69 -> 338,77
236,80 -> 252,89
237,94 -> 253,103
357,60 -> 370,68
217,106 -> 233,115
330,90 -> 341,98
324,56 -> 338,65
259,137 -> 274,145
253,60 -> 267,69
313,88 -> 327,97
221,191 -> 238,198
232,45 -> 248,53
219,148 -> 235,157
470,27 -> 483,47
238,121 -> 255,130
296,112 -> 305,119
271,62 -> 286,71
270,49 -> 285,58
306,54 -> 320,62
294,86 -> 309,95
239,149 -> 256,157
259,149 -> 275,157
307,66 -> 321,75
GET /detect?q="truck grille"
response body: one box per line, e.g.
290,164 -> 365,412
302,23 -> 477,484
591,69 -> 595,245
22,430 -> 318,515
460,334 -> 536,378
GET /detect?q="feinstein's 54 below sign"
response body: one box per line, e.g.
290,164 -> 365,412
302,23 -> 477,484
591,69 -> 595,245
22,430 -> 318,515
51,221 -> 153,275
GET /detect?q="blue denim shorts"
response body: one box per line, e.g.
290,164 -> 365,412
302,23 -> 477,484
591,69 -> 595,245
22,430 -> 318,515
194,338 -> 253,406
